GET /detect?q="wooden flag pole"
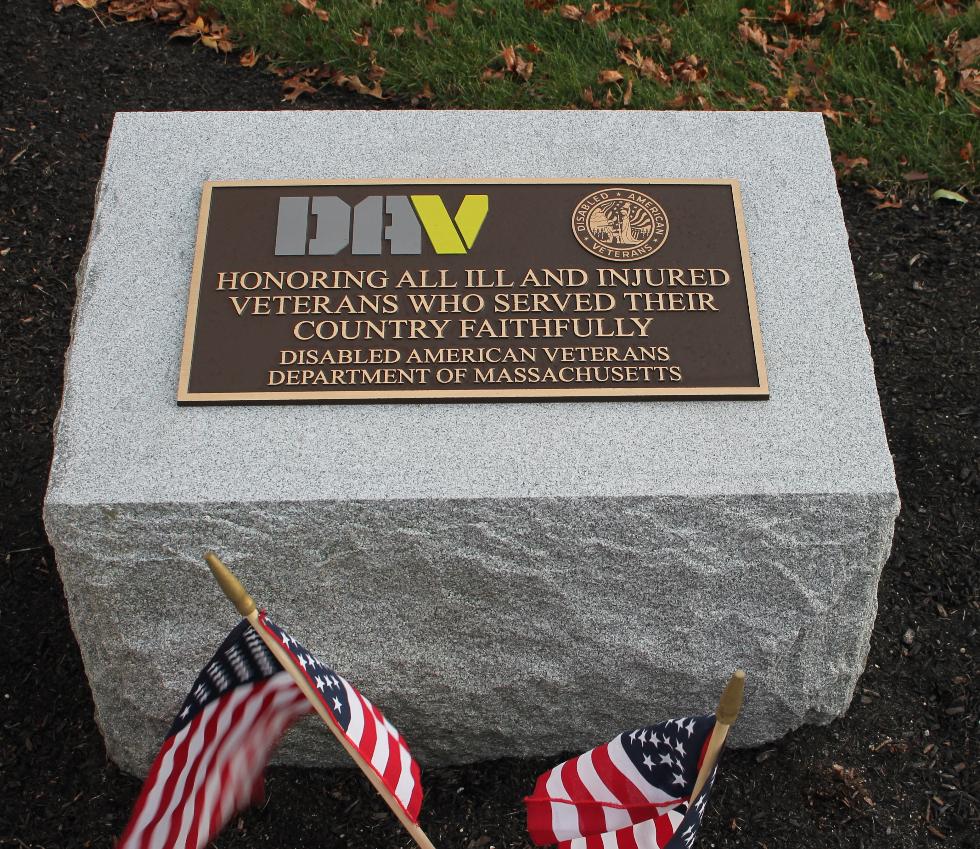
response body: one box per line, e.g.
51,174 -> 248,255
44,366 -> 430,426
689,669 -> 745,804
204,552 -> 438,849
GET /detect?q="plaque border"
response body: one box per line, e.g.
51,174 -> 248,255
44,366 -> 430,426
177,179 -> 768,404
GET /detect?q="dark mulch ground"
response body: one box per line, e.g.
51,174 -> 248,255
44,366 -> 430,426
1,4 -> 977,848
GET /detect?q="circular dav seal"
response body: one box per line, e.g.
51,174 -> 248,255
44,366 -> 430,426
572,188 -> 669,261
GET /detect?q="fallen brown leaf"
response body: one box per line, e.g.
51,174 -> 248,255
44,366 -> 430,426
200,32 -> 231,52
822,105 -> 842,125
414,17 -> 437,43
959,68 -> 980,95
889,44 -> 909,72
640,56 -> 670,85
332,72 -> 385,99
934,66 -> 949,102
282,74 -> 318,103
806,7 -> 826,26
738,21 -> 769,52
772,0 -> 801,22
872,1 -> 894,21
957,35 -> 980,67
169,15 -> 207,39
834,154 -> 869,176
426,0 -> 457,17
583,5 -> 612,25
239,47 -> 258,67
623,77 -> 634,105
598,69 -> 624,83
672,54 -> 707,83
902,170 -> 929,181
366,53 -> 386,82
487,45 -> 535,81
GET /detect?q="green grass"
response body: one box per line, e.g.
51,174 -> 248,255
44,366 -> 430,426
206,0 -> 979,187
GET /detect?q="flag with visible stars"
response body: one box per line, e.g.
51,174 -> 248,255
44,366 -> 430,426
118,613 -> 422,849
524,714 -> 720,849
256,611 -> 423,821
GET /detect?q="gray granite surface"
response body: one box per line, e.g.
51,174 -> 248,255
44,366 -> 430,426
45,111 -> 898,775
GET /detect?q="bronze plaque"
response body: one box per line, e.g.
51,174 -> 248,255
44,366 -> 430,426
178,180 -> 767,403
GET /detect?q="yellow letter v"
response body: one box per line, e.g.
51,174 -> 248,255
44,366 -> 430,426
410,194 -> 489,254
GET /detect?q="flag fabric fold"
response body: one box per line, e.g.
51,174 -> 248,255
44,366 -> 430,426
119,612 -> 422,849
257,610 -> 423,821
525,714 -> 719,849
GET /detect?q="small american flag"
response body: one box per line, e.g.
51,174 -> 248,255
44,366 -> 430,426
119,612 -> 421,849
525,715 -> 720,849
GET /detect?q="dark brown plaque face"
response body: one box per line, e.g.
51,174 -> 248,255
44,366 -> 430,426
178,180 -> 767,403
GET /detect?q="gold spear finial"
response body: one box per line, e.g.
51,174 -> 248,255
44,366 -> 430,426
689,669 -> 746,802
205,552 -> 256,617
716,668 -> 746,726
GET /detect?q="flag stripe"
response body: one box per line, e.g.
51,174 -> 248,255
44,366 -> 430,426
578,749 -> 630,833
256,613 -> 422,823
131,714 -> 203,846
184,683 -> 287,848
653,811 -> 674,846
547,762 -> 578,843
169,676 -> 298,849
175,686 -> 266,849
122,728 -> 184,844
559,811 -> 680,849
147,683 -> 253,849
147,680 -> 257,849
561,752 -> 607,838
192,684 -> 308,848
617,824 -> 640,849
342,679 -> 366,744
636,818 -> 661,848
592,743 -> 647,808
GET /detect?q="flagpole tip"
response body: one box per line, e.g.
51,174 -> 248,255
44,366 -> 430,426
716,669 -> 745,726
204,552 -> 256,617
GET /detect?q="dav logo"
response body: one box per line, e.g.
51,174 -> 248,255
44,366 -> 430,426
275,193 -> 488,257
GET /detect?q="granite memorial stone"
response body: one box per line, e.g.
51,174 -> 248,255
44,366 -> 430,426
44,110 -> 898,775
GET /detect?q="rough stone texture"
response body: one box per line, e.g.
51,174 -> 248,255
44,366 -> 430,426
44,111 -> 897,776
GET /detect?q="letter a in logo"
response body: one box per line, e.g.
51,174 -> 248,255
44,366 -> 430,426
410,195 -> 488,254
